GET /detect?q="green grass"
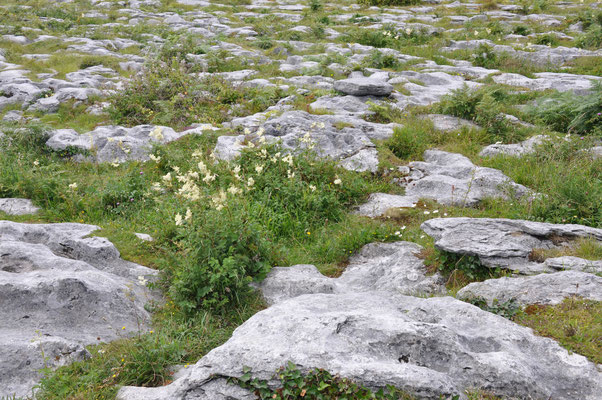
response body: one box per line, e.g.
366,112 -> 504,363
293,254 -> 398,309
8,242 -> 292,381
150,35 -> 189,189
513,298 -> 602,364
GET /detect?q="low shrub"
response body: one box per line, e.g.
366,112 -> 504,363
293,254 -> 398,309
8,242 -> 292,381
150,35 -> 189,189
525,81 -> 602,135
576,23 -> 602,50
436,85 -> 512,139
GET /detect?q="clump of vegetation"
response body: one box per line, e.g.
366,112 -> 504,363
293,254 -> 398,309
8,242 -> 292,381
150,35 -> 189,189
525,82 -> 602,135
364,50 -> 400,70
163,142 -> 389,314
466,297 -> 521,319
534,33 -> 559,47
436,85 -> 519,141
387,118 -> 446,160
576,20 -> 602,50
436,251 -> 501,286
107,59 -> 283,129
471,44 -> 505,69
513,298 -> 602,364
232,362 -> 415,399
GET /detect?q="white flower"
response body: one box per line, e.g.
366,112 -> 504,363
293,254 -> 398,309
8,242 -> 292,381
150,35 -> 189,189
162,173 -> 172,184
203,172 -> 216,183
227,185 -> 242,195
198,161 -> 208,174
394,231 -> 401,236
255,165 -> 264,174
247,177 -> 255,188
423,211 -> 430,215
185,208 -> 192,221
175,214 -> 183,226
149,126 -> 164,141
287,169 -> 295,179
309,184 -> 316,192
282,154 -> 293,166
33,160 -> 39,166
432,210 -> 439,214
137,275 -> 148,286
444,213 -> 448,217
69,182 -> 78,190
401,225 -> 406,230
149,154 -> 161,162
333,177 -> 342,185
192,149 -> 203,159
243,128 -> 251,135
474,30 -> 479,35
405,28 -> 412,35
151,182 -> 162,191
111,159 -> 120,167
257,127 -> 265,136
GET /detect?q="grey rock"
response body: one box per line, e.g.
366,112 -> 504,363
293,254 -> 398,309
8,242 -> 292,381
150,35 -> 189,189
401,150 -> 534,206
390,71 -> 481,107
0,221 -> 157,398
46,125 -> 202,163
493,72 -> 600,94
215,111 -> 398,172
479,135 -> 549,157
334,78 -> 393,96
309,95 -> 372,116
118,292 -> 602,400
2,110 -> 24,123
544,256 -> 602,274
422,217 -> 602,274
355,193 -> 418,217
0,198 -> 40,216
134,233 -> 154,242
457,270 -> 602,306
422,114 -> 480,132
260,241 -> 444,305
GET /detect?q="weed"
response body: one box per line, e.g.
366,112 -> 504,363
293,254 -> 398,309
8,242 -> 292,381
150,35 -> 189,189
232,362 -> 415,399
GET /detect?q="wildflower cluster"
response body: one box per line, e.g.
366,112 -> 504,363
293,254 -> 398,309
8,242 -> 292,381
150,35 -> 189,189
151,137 -> 366,313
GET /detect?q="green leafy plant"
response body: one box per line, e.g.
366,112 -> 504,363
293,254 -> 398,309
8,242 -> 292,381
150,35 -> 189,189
232,362 -> 414,399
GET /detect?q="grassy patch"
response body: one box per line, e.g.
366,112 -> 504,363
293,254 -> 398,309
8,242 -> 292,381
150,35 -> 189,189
513,298 -> 602,364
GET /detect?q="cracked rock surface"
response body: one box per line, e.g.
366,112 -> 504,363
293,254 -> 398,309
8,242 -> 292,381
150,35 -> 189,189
0,221 -> 157,397
118,292 -> 602,400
